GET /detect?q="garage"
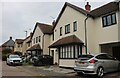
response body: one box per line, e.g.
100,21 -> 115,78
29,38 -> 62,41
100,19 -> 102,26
112,46 -> 120,61
100,42 -> 120,61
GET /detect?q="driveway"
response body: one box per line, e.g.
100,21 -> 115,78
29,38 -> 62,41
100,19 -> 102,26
2,60 -> 120,78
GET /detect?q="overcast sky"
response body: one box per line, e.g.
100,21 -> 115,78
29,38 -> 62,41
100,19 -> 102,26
0,0 -> 115,45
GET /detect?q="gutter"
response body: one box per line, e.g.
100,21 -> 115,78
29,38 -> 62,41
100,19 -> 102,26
84,14 -> 89,54
42,34 -> 45,54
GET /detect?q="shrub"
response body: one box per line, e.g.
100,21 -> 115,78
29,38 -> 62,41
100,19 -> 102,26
2,54 -> 7,61
2,48 -> 12,61
2,49 -> 12,54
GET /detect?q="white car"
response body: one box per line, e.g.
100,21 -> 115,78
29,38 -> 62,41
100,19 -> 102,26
6,54 -> 23,65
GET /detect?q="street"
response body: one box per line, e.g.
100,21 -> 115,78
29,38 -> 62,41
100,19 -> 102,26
1,60 -> 120,78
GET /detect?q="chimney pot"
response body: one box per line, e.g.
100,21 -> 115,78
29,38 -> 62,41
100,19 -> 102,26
85,2 -> 91,12
10,36 -> 12,40
52,20 -> 56,26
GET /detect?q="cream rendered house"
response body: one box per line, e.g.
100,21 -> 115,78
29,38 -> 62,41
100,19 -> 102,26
14,33 -> 32,54
27,22 -> 53,56
22,34 -> 32,54
14,39 -> 24,53
49,2 -> 120,67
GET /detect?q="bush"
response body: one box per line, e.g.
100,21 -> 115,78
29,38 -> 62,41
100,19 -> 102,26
2,54 -> 7,61
2,49 -> 12,54
2,48 -> 12,61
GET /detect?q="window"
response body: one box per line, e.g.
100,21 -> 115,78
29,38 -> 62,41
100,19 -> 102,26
36,37 -> 38,43
65,24 -> 70,34
96,54 -> 107,59
28,43 -> 30,47
21,44 -> 22,47
59,45 -> 82,59
60,27 -> 62,36
18,44 -> 20,48
102,13 -> 117,27
52,33 -> 54,41
18,44 -> 22,48
95,54 -> 114,60
34,38 -> 35,44
73,21 -> 77,31
39,36 -> 41,42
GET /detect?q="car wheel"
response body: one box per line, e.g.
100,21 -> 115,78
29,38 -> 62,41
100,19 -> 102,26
118,64 -> 120,72
97,67 -> 104,78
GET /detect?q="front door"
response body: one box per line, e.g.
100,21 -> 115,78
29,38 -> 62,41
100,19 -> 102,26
51,50 -> 54,57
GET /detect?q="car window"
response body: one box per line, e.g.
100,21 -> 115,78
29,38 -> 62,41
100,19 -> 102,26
96,54 -> 107,59
96,54 -> 115,60
9,55 -> 20,58
106,54 -> 116,60
78,55 -> 94,61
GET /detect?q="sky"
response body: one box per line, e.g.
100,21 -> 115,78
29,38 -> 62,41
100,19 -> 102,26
0,0 -> 115,45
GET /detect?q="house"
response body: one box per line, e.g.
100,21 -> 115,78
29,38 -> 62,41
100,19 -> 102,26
1,37 -> 15,51
14,39 -> 24,53
49,1 -> 120,67
14,33 -> 32,55
27,22 -> 53,56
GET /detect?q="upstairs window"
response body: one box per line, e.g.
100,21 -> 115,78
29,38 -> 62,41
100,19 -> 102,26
39,36 -> 41,42
65,24 -> 70,34
36,37 -> 38,43
60,27 -> 62,36
73,21 -> 77,31
34,38 -> 35,44
52,33 -> 54,41
102,13 -> 117,27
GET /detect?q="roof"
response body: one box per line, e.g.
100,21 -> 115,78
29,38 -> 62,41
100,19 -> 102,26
15,39 -> 24,44
53,2 -> 90,30
31,22 -> 53,39
27,44 -> 42,51
24,36 -> 30,41
49,35 -> 84,48
53,2 -> 119,30
2,38 -> 15,47
90,2 -> 119,17
38,23 -> 53,34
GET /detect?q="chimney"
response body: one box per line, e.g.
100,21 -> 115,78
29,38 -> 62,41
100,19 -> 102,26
30,32 -> 33,37
85,2 -> 91,12
52,20 -> 56,26
10,36 -> 12,40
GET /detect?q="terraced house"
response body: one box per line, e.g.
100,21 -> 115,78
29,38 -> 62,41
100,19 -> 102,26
49,1 -> 120,67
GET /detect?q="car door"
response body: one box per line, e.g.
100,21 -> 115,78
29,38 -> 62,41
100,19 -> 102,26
106,54 -> 119,71
96,54 -> 112,72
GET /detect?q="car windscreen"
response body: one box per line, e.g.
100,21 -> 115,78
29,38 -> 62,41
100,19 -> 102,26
9,55 -> 20,58
78,55 -> 94,61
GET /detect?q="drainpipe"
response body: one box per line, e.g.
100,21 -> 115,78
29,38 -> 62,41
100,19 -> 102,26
42,34 -> 45,55
84,15 -> 89,54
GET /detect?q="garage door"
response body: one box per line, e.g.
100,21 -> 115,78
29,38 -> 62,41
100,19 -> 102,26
112,46 -> 120,61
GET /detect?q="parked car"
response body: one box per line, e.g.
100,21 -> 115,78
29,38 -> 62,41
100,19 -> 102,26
6,54 -> 23,66
32,55 -> 53,66
74,53 -> 120,78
